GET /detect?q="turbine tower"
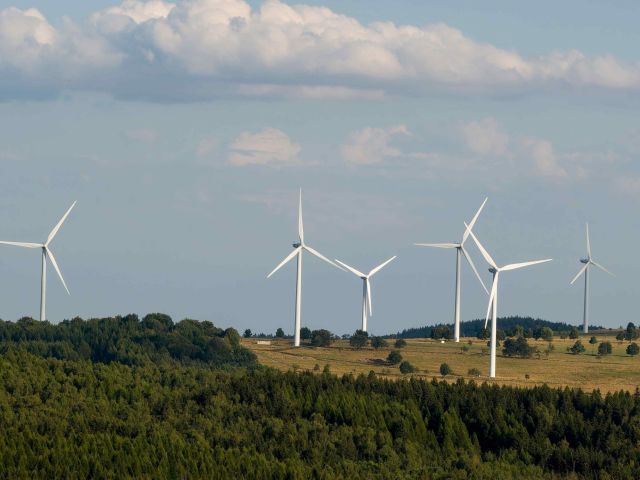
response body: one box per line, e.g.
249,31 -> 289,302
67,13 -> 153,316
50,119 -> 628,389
334,256 -> 396,333
415,198 -> 489,342
267,190 -> 341,347
0,201 -> 76,321
570,223 -> 614,333
465,224 -> 551,378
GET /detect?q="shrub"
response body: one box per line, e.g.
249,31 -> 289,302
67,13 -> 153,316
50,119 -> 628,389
568,340 -> 585,355
569,327 -> 579,339
311,329 -> 333,347
460,345 -> 470,353
399,361 -> 416,374
349,330 -> 369,349
589,336 -> 598,345
243,329 -> 252,338
598,342 -> 613,356
275,328 -> 285,338
371,337 -> 388,349
300,327 -> 312,340
468,368 -> 481,377
626,343 -> 640,356
502,336 -> 536,358
440,363 -> 452,376
387,350 -> 402,365
616,332 -> 625,342
394,339 -> 407,349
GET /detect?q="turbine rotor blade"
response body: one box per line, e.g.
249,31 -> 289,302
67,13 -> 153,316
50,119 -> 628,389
368,255 -> 397,277
304,245 -> 342,270
461,246 -> 489,294
298,189 -> 304,244
267,247 -> 300,278
366,278 -> 372,316
46,201 -> 77,246
0,241 -> 43,249
500,259 -> 552,272
334,259 -> 365,278
591,260 -> 614,277
462,197 -> 488,244
585,223 -> 591,259
414,243 -> 459,249
45,247 -> 70,295
485,274 -> 499,329
570,263 -> 589,285
464,223 -> 497,269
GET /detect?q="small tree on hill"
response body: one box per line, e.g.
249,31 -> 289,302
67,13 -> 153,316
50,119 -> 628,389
349,330 -> 369,349
399,361 -> 416,374
311,329 -> 333,347
616,332 -> 625,342
300,327 -> 312,340
589,336 -> 597,345
394,339 -> 407,349
502,336 -> 535,358
468,368 -> 481,377
387,350 -> 402,365
371,337 -> 388,349
598,341 -> 612,356
243,329 -> 252,338
275,328 -> 285,338
569,327 -> 579,339
568,340 -> 585,355
626,343 -> 640,356
440,363 -> 452,376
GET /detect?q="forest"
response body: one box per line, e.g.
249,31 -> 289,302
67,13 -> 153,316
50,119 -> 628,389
0,314 -> 639,479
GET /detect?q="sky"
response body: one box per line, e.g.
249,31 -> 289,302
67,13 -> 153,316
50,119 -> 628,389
0,0 -> 639,335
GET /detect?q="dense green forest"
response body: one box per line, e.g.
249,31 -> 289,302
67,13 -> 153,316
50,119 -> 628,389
0,315 -> 639,479
393,316 -> 605,339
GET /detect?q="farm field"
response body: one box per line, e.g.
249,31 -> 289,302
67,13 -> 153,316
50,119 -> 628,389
243,332 -> 640,393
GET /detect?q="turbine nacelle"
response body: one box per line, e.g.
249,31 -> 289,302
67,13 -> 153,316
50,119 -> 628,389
580,258 -> 589,264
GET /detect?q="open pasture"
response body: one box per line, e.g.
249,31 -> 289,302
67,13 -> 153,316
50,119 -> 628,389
244,332 -> 640,393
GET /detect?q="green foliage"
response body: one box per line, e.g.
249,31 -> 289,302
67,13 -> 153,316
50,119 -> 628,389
617,332 -> 626,342
399,361 -> 415,374
569,340 -> 586,355
502,336 -> 536,358
387,350 -> 402,365
349,330 -> 369,349
430,325 -> 451,340
533,326 -> 554,342
569,327 -> 579,339
310,329 -> 333,347
243,328 -> 252,338
589,336 -> 598,345
626,343 -> 640,356
275,327 -> 285,338
598,341 -> 613,356
468,368 -> 481,377
394,338 -> 407,349
0,314 -> 256,368
300,326 -> 311,340
370,337 -> 388,349
439,363 -> 451,376
625,322 -> 639,341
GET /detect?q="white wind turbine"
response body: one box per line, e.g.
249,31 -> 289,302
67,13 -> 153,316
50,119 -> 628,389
334,256 -> 397,333
0,202 -> 76,321
570,223 -> 614,334
465,224 -> 551,378
414,198 -> 489,342
267,190 -> 341,347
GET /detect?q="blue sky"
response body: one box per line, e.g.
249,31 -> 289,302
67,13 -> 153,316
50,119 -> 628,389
0,0 -> 638,334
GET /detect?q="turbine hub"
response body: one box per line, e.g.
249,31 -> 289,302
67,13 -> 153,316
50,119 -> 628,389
580,258 -> 589,264
292,242 -> 301,248
488,267 -> 497,274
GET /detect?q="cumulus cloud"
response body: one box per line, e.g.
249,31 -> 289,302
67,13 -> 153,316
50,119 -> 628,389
1,0 -> 640,100
461,117 -> 510,156
341,125 -> 410,165
228,128 -> 300,166
520,137 -> 567,179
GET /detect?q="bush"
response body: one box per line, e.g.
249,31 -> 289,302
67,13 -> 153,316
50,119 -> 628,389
243,328 -> 252,338
431,325 -> 452,340
589,336 -> 598,345
399,361 -> 416,374
625,322 -> 639,341
569,327 -> 579,339
626,343 -> 640,356
349,330 -> 369,349
468,368 -> 481,377
616,332 -> 625,342
394,339 -> 407,349
387,350 -> 402,365
440,363 -> 452,376
311,329 -> 333,347
300,327 -> 312,340
598,342 -> 613,356
275,328 -> 285,338
502,336 -> 536,358
460,345 -> 470,353
568,340 -> 586,355
371,337 -> 388,349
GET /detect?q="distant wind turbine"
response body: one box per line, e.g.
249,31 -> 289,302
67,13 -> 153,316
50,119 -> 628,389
465,223 -> 551,378
267,190 -> 341,347
0,201 -> 76,321
334,256 -> 396,333
415,198 -> 489,342
570,223 -> 614,333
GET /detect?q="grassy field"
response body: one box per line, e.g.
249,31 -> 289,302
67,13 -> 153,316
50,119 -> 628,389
243,332 -> 640,393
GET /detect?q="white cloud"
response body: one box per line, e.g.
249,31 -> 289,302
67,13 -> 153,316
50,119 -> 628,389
461,117 -> 510,156
228,128 -> 300,166
125,127 -> 157,143
341,125 -> 410,165
2,1 -> 640,100
520,137 -> 567,179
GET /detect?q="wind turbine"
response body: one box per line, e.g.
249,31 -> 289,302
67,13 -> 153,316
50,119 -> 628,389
570,223 -> 614,334
267,190 -> 341,347
334,256 -> 396,333
414,198 -> 489,342
465,223 -> 551,378
0,201 -> 76,321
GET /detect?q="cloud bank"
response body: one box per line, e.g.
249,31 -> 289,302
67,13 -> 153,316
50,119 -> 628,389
2,0 -> 640,101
